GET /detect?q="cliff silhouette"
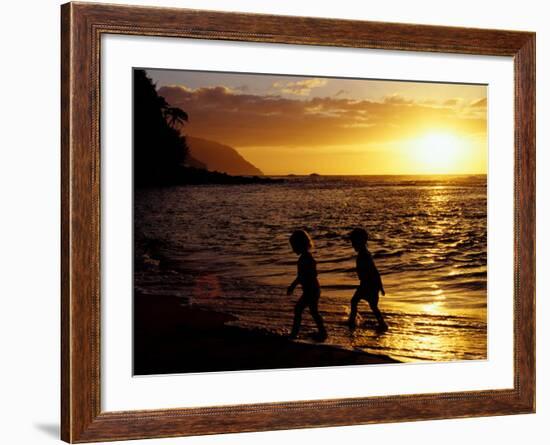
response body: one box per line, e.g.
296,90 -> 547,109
133,69 -> 272,187
186,136 -> 263,176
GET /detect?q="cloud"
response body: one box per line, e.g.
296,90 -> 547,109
470,97 -> 487,108
272,78 -> 328,96
158,85 -> 487,148
383,94 -> 414,105
443,98 -> 461,106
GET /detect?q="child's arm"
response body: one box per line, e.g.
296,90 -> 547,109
287,277 -> 299,295
368,253 -> 385,295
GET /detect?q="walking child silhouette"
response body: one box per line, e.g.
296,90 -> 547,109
287,230 -> 328,341
347,228 -> 388,332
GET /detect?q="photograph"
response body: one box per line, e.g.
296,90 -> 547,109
133,68 -> 488,375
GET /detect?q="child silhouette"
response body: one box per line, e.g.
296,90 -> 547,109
287,230 -> 327,341
347,228 -> 388,332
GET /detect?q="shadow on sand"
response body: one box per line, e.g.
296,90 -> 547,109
134,292 -> 399,375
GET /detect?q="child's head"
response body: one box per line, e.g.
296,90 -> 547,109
289,230 -> 313,255
348,228 -> 368,251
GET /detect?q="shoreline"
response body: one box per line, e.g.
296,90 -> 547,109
136,166 -> 284,188
134,293 -> 400,375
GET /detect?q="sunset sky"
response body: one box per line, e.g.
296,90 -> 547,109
147,68 -> 487,176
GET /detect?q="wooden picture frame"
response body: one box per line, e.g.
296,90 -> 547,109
61,2 -> 535,442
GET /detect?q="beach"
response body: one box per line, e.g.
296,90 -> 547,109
134,292 -> 398,375
134,175 -> 487,370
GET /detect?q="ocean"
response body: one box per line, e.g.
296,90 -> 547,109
134,175 -> 487,363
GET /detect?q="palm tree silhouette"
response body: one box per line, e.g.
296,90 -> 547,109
163,106 -> 188,129
133,69 -> 190,186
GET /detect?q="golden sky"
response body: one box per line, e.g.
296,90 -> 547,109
148,69 -> 487,175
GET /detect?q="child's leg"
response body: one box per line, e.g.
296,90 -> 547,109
290,297 -> 307,338
347,289 -> 362,328
308,300 -> 327,337
368,291 -> 388,330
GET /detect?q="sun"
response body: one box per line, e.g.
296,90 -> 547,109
411,132 -> 464,173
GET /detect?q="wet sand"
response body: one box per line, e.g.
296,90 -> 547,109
134,293 -> 399,375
